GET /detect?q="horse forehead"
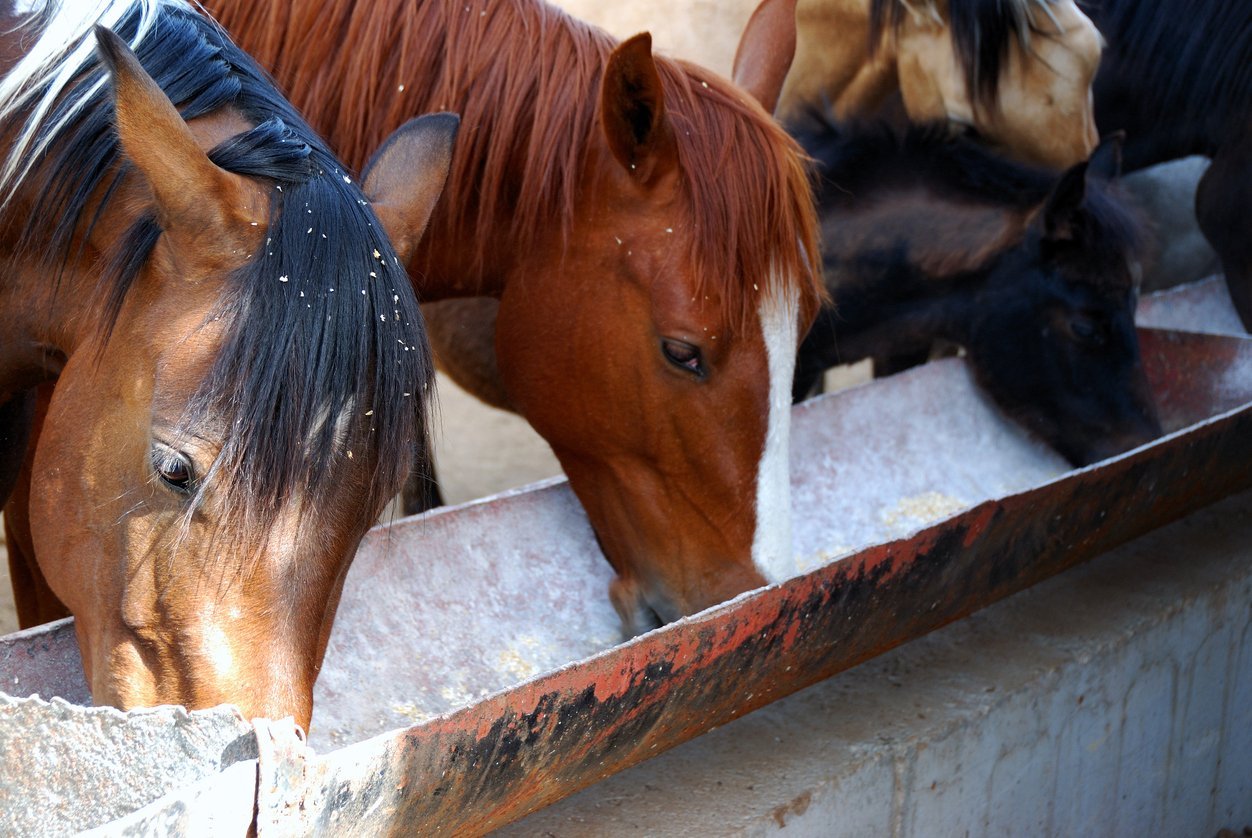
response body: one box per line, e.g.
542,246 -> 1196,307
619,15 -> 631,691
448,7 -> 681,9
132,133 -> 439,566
187,108 -> 256,149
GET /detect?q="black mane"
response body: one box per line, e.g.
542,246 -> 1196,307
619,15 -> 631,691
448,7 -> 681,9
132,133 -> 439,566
869,0 -> 1059,111
12,4 -> 433,530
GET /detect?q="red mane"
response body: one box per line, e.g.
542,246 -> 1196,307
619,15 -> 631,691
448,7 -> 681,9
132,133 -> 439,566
209,0 -> 823,326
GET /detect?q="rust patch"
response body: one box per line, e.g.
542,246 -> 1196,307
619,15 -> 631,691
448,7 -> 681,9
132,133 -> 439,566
773,789 -> 813,828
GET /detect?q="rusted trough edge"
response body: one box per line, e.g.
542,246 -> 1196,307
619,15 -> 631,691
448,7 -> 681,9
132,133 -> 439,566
269,392 -> 1252,832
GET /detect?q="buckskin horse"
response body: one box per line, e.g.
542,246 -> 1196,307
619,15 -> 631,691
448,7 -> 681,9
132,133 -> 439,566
1083,0 -> 1252,329
549,0 -> 1102,170
790,115 -> 1161,465
0,0 -> 455,727
208,0 -> 825,634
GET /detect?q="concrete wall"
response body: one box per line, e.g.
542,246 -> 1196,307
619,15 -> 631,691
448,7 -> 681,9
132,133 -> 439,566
506,490 -> 1252,836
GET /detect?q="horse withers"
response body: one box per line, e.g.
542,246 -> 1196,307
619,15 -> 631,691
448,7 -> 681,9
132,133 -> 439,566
792,117 -> 1161,466
0,0 -> 455,728
209,0 -> 826,635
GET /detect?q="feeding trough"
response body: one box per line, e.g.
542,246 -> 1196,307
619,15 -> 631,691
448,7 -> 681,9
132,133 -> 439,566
1134,274 -> 1247,337
3,312 -> 1252,832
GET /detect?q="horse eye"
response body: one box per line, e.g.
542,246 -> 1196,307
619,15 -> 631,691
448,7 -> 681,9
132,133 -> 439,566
152,448 -> 195,494
661,339 -> 705,378
1069,314 -> 1105,346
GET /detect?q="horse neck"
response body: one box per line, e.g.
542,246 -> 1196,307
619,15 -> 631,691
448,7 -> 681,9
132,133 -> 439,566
823,257 -> 980,365
211,0 -> 593,298
1091,0 -> 1252,170
816,189 -> 1027,362
1094,68 -> 1224,170
0,192 -> 96,394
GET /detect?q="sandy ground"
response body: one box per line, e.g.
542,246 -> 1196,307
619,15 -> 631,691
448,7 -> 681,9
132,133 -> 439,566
427,375 -> 563,506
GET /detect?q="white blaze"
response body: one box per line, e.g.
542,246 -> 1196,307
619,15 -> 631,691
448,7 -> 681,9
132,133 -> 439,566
751,280 -> 799,584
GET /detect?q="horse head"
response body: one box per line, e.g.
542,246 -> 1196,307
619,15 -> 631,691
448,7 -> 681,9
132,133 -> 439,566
893,0 -> 1102,169
8,17 -> 453,728
493,4 -> 822,634
965,134 -> 1162,465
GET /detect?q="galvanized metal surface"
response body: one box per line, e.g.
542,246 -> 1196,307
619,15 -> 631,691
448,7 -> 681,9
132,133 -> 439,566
2,326 -> 1251,834
0,618 -> 88,706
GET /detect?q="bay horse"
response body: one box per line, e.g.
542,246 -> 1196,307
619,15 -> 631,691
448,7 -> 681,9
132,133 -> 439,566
0,0 -> 456,728
1083,0 -> 1252,329
549,0 -> 1102,170
791,117 -> 1161,465
207,0 -> 825,634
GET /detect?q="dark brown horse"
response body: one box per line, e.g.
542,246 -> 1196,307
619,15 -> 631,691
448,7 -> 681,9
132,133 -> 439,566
1084,0 -> 1252,328
208,0 -> 825,634
0,0 -> 454,727
792,117 -> 1161,465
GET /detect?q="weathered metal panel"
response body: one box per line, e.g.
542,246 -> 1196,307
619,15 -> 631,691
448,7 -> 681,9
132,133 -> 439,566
79,759 -> 260,838
0,618 -> 87,705
249,329 -> 1252,834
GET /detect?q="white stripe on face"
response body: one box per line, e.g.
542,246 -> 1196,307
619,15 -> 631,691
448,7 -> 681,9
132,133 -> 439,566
751,279 -> 798,584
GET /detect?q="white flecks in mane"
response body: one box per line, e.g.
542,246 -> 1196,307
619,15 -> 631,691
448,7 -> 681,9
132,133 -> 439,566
751,275 -> 800,585
0,0 -> 187,207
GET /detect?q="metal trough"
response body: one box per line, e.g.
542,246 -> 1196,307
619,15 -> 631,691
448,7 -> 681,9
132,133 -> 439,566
2,316 -> 1252,832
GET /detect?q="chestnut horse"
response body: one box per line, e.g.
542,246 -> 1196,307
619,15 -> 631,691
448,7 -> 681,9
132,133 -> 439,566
0,0 -> 455,727
791,117 -> 1161,464
1083,0 -> 1252,329
208,0 -> 824,634
550,0 -> 1102,169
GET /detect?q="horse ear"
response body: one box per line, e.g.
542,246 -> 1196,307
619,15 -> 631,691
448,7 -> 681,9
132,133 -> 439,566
1038,160 -> 1088,242
95,26 -> 259,242
601,33 -> 677,183
1086,131 -> 1124,182
1039,131 -> 1123,241
363,113 -> 459,264
732,0 -> 798,114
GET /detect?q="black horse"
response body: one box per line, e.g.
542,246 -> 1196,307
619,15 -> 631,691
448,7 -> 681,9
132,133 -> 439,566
1084,0 -> 1252,326
792,117 -> 1162,466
